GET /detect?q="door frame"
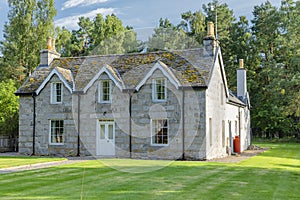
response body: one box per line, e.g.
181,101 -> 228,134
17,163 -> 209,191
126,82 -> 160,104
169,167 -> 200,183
96,119 -> 115,156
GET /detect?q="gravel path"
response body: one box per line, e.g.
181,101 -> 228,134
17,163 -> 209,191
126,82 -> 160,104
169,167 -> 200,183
207,149 -> 267,163
0,159 -> 87,174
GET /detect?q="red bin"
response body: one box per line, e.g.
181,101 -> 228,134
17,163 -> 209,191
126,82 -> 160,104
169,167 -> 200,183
234,136 -> 240,153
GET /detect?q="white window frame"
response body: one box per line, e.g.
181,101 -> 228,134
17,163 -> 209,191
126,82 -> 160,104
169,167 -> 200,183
152,78 -> 167,102
99,80 -> 111,103
209,118 -> 212,146
151,119 -> 169,146
49,120 -> 64,145
51,82 -> 63,104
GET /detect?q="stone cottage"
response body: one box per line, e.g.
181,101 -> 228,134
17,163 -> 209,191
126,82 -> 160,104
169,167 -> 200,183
16,22 -> 251,160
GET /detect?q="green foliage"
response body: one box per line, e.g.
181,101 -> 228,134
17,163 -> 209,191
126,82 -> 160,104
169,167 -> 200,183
55,26 -> 72,57
59,13 -> 139,56
249,0 -> 300,137
0,0 -> 56,83
178,11 -> 206,44
148,17 -> 201,51
0,80 -> 19,136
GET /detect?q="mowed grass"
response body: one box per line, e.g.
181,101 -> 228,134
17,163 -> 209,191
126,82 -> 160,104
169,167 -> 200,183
0,156 -> 66,168
0,143 -> 299,200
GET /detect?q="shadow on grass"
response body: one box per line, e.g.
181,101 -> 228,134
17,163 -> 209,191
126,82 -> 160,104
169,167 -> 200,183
0,160 -> 299,200
276,163 -> 300,169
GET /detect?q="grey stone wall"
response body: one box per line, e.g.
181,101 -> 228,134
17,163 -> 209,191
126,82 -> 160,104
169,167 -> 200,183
183,88 -> 206,160
130,70 -> 182,159
19,96 -> 34,155
19,70 -> 208,160
19,75 -> 79,156
36,75 -> 78,156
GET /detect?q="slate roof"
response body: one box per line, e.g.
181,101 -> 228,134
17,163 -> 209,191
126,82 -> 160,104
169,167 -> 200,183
16,48 -> 215,94
228,90 -> 246,106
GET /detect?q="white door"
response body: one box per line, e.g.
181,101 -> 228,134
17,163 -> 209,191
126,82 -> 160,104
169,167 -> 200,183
96,121 -> 115,156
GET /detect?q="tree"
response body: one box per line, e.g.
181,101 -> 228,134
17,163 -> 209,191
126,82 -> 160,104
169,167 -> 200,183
0,80 -> 19,136
55,26 -> 72,57
148,18 -> 199,51
178,11 -> 206,44
224,16 -> 253,89
203,0 -> 236,40
250,0 -> 300,137
123,27 -> 139,53
203,1 -> 236,86
0,0 -> 56,83
62,13 -> 139,56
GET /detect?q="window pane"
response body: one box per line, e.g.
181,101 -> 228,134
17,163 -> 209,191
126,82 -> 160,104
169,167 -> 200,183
100,125 -> 105,139
101,80 -> 110,102
52,83 -> 62,103
152,119 -> 168,145
154,79 -> 165,100
108,124 -> 113,140
50,120 -> 64,143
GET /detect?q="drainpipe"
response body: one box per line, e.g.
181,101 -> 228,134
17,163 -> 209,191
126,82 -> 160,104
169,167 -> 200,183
181,88 -> 185,160
32,93 -> 36,156
238,107 -> 241,151
129,93 -> 132,158
77,93 -> 81,156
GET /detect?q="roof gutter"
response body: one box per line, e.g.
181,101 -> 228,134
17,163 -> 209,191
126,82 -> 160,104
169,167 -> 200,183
227,100 -> 246,107
15,92 -> 34,96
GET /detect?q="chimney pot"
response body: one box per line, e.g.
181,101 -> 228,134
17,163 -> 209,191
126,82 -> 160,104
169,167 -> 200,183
40,36 -> 60,67
203,22 -> 217,56
239,59 -> 244,68
51,37 -> 56,51
47,37 -> 52,50
207,22 -> 215,38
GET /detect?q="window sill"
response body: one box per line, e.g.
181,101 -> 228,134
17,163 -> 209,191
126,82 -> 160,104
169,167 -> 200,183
50,102 -> 63,105
151,144 -> 169,147
152,99 -> 167,103
49,143 -> 64,146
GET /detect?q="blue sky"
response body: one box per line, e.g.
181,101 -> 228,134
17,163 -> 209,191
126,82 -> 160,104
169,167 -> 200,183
0,0 -> 281,42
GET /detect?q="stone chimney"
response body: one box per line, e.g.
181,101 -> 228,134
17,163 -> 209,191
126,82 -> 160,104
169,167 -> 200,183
237,59 -> 247,99
40,37 -> 60,66
203,22 -> 217,56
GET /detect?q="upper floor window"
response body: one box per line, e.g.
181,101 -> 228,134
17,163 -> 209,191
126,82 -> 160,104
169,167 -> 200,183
49,120 -> 64,145
51,82 -> 62,104
99,80 -> 111,103
153,78 -> 166,102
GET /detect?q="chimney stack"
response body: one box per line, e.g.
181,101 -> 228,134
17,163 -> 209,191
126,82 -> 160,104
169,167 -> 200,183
203,22 -> 217,56
237,59 -> 247,99
40,37 -> 60,67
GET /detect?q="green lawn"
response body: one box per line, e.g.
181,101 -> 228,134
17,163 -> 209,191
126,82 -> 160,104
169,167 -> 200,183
0,143 -> 299,200
0,156 -> 66,168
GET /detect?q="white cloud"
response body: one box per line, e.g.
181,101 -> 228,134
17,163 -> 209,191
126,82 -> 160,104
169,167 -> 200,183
62,0 -> 109,10
55,8 -> 115,30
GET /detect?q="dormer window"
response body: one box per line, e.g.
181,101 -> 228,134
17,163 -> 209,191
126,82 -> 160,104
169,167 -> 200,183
99,80 -> 111,103
153,78 -> 166,102
51,82 -> 62,104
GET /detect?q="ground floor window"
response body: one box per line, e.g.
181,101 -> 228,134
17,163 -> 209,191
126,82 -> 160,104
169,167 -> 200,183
151,119 -> 168,145
50,120 -> 64,144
